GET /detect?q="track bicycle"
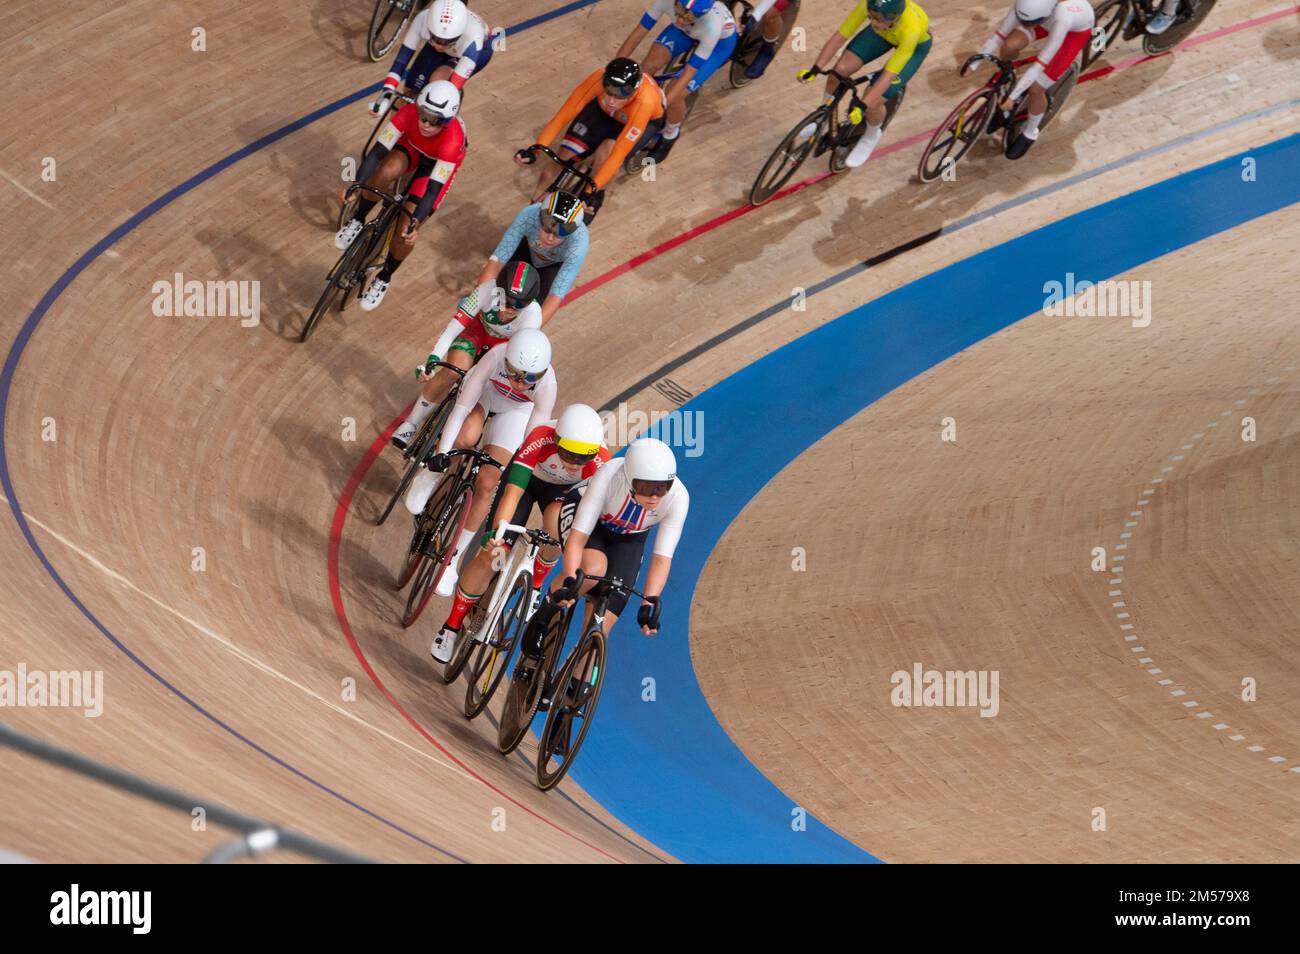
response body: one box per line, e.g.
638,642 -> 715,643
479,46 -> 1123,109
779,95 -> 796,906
916,53 -> 1078,183
456,522 -> 560,716
338,92 -> 416,232
727,0 -> 802,89
516,144 -> 601,221
395,448 -> 502,627
375,361 -> 466,526
622,47 -> 705,175
749,65 -> 903,206
366,0 -> 428,62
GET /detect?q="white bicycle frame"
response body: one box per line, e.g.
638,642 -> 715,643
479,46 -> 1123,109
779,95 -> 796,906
468,520 -> 547,646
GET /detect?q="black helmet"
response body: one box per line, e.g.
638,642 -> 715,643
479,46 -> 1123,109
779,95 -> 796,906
603,57 -> 642,98
540,191 -> 584,236
495,260 -> 541,309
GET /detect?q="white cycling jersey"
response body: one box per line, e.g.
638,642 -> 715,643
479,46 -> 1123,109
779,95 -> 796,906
571,457 -> 690,559
981,0 -> 1094,97
437,343 -> 556,455
396,8 -> 493,85
641,0 -> 737,60
429,282 -> 542,360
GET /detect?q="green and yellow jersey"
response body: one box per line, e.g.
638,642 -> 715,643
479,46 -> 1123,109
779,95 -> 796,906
838,0 -> 931,75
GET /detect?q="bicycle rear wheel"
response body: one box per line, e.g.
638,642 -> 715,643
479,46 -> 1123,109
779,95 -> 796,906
536,629 -> 607,791
301,229 -> 371,342
376,393 -> 454,526
749,107 -> 826,206
917,86 -> 995,183
368,0 -> 416,62
729,1 -> 798,89
1081,0 -> 1131,71
497,605 -> 568,754
464,571 -> 531,719
1142,0 -> 1218,55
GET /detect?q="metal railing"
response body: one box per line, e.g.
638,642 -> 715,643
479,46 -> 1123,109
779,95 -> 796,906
0,722 -> 377,863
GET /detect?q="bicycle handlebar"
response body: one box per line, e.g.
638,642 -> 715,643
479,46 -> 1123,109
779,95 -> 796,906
566,569 -> 650,603
518,144 -> 598,196
961,53 -> 1014,78
808,65 -> 875,89
494,521 -> 559,549
344,181 -> 406,207
445,447 -> 504,471
421,358 -> 469,378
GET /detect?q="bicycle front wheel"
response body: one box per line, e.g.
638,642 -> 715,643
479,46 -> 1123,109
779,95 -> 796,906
400,476 -> 467,628
376,393 -> 455,526
749,107 -> 826,206
367,0 -> 415,62
917,86 -> 995,183
536,629 -> 607,791
1082,0 -> 1131,71
464,571 -> 531,719
497,605 -> 568,754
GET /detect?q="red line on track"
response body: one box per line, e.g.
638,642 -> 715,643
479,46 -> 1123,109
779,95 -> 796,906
328,412 -> 626,864
564,4 -> 1296,304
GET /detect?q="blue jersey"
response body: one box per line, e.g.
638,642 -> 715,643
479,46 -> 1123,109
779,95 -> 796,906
492,203 -> 590,300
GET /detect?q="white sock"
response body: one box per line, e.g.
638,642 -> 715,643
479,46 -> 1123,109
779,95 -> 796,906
662,122 -> 681,140
1022,111 -> 1045,139
408,396 -> 436,428
1162,0 -> 1178,13
453,527 -> 476,561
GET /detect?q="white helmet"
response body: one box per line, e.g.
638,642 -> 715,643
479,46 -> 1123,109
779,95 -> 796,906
428,0 -> 469,42
555,404 -> 605,458
504,328 -> 551,383
1014,0 -> 1056,21
624,438 -> 676,485
416,79 -> 460,122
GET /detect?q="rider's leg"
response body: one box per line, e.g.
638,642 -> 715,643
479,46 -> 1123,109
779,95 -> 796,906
404,405 -> 484,515
1147,0 -> 1182,34
745,5 -> 788,78
394,344 -> 474,449
534,499 -> 565,588
336,148 -> 408,247
844,38 -> 930,168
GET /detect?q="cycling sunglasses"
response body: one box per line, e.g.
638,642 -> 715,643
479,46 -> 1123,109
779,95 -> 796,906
416,109 -> 448,127
539,210 -> 578,237
556,446 -> 597,466
504,360 -> 544,384
631,478 -> 673,498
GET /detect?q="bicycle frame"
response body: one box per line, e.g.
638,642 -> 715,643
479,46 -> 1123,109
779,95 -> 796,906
472,521 -> 553,644
522,144 -> 599,202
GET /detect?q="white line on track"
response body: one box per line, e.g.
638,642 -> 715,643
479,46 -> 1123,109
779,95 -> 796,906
1,493 -> 469,781
0,168 -> 57,211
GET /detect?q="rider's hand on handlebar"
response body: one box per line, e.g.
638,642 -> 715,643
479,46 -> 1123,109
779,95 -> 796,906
425,452 -> 452,473
796,67 -> 817,84
552,574 -> 579,608
370,87 -> 396,117
515,147 -> 537,166
637,595 -> 661,636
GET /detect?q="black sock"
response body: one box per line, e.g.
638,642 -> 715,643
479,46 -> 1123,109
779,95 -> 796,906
354,197 -> 377,221
379,254 -> 402,282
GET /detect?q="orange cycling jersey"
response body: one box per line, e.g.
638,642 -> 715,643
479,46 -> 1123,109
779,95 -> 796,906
535,69 -> 665,190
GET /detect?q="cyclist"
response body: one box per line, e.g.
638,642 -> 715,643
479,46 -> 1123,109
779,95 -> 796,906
797,0 -> 932,168
741,0 -> 798,80
977,0 -> 1094,159
430,404 -> 611,663
614,0 -> 738,164
478,192 -> 590,324
519,58 -> 664,218
333,80 -> 466,311
544,437 -> 689,640
391,260 -> 543,450
404,329 -> 557,600
371,0 -> 493,119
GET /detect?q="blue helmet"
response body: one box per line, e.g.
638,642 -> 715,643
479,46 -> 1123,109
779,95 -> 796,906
676,0 -> 714,19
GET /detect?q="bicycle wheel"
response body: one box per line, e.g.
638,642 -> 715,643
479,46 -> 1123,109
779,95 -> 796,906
1081,0 -> 1132,71
367,0 -> 416,62
622,120 -> 664,176
749,107 -> 827,206
917,86 -> 996,183
497,604 -> 569,754
1004,63 -> 1078,154
729,1 -> 798,88
440,570 -> 494,685
1142,0 -> 1218,55
376,393 -> 454,526
400,476 -> 467,627
536,629 -> 607,791
464,570 -> 531,719
300,225 -> 372,342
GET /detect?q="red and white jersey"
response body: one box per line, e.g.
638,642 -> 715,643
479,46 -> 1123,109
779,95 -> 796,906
399,8 -> 493,84
437,343 -> 557,454
510,424 -> 612,486
429,282 -> 542,360
382,103 -> 467,163
983,1 -> 1094,97
571,457 -> 690,558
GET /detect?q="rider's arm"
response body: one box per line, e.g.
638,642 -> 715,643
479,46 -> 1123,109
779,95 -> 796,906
412,126 -> 466,220
641,554 -> 672,600
523,370 -> 558,437
356,139 -> 392,184
1011,17 -> 1068,98
559,462 -> 616,579
383,10 -> 427,89
429,313 -> 467,363
436,354 -> 491,454
617,2 -> 663,59
593,86 -> 664,189
451,29 -> 488,89
536,71 -> 604,149
650,483 -> 690,559
489,204 -> 534,265
750,0 -> 780,20
489,480 -> 526,535
980,8 -> 1021,56
507,426 -> 550,488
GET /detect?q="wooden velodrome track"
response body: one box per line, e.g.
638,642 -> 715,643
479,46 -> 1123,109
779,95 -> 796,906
1,0 -> 1297,862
